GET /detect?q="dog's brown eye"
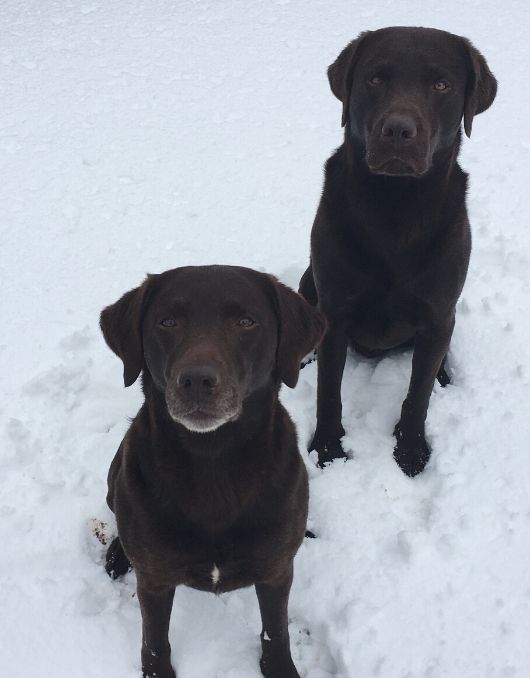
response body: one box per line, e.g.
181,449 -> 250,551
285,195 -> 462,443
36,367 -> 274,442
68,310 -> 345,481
237,317 -> 255,328
160,318 -> 177,328
368,75 -> 383,86
433,80 -> 450,92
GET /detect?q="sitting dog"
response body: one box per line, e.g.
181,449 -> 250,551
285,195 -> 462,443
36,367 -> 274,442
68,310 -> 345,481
299,27 -> 497,476
100,265 -> 325,678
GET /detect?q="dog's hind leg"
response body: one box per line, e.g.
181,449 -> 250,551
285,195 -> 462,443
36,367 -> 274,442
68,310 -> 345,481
298,262 -> 318,306
105,536 -> 132,579
436,355 -> 450,387
298,262 -> 320,369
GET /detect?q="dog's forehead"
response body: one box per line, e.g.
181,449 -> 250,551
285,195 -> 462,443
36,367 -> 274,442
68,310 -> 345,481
360,27 -> 466,71
150,265 -> 273,312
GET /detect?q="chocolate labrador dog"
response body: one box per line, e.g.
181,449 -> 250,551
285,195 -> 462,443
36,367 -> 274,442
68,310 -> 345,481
100,265 -> 325,678
299,27 -> 497,476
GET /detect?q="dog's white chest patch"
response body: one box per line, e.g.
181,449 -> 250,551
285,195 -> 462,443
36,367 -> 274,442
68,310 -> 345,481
211,564 -> 221,585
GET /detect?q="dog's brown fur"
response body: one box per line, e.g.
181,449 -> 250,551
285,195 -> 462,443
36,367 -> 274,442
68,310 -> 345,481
101,266 -> 325,678
300,27 -> 497,475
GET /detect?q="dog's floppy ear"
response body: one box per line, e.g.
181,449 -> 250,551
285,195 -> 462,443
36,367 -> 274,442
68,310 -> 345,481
328,31 -> 370,127
100,277 -> 153,387
462,38 -> 497,138
269,276 -> 326,388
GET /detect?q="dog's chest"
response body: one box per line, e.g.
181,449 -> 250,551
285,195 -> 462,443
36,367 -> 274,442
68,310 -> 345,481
183,555 -> 261,594
127,519 -> 262,592
174,457 -> 265,531
181,560 -> 225,592
344,279 -> 418,351
210,563 -> 221,585
194,560 -> 244,593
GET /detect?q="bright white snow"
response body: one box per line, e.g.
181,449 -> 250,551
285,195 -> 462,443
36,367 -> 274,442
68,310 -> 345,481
1,2 -> 529,677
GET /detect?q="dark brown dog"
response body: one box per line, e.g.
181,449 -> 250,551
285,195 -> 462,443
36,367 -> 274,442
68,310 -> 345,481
100,265 -> 325,678
299,27 -> 497,476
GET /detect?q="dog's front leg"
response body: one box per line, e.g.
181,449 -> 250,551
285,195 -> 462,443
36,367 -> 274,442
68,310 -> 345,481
309,325 -> 348,466
394,318 -> 454,477
137,579 -> 176,678
256,564 -> 300,678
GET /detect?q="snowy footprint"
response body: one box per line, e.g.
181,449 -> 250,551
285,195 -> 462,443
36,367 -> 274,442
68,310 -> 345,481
290,619 -> 340,678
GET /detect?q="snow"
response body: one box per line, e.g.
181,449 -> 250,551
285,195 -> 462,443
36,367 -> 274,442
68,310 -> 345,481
1,1 -> 530,677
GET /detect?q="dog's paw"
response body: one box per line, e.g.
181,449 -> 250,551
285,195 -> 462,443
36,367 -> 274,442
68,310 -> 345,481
142,668 -> 176,678
308,432 -> 347,468
436,363 -> 451,387
105,536 -> 132,579
393,423 -> 431,477
142,645 -> 176,678
142,666 -> 176,678
259,650 -> 300,678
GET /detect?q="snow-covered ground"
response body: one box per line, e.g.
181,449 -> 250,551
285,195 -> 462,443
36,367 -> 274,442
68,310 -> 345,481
2,1 -> 530,676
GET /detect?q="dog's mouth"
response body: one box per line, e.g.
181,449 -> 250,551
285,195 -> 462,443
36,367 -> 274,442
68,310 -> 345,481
366,156 -> 428,177
165,396 -> 242,433
364,123 -> 432,178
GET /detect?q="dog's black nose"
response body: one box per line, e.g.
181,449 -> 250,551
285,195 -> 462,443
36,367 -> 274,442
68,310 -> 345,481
381,113 -> 417,141
177,365 -> 220,394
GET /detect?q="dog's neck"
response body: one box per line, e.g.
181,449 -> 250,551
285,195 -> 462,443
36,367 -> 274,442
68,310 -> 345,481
133,373 -> 284,534
329,129 -> 467,243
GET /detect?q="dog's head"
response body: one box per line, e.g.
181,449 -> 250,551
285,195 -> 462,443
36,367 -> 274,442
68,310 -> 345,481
100,266 -> 325,433
328,27 -> 497,177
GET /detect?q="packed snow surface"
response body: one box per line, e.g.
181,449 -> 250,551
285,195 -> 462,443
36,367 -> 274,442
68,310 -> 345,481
2,1 -> 530,677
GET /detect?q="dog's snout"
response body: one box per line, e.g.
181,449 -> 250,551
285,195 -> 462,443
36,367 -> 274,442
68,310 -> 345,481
381,113 -> 418,141
167,360 -> 241,431
177,365 -> 220,394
